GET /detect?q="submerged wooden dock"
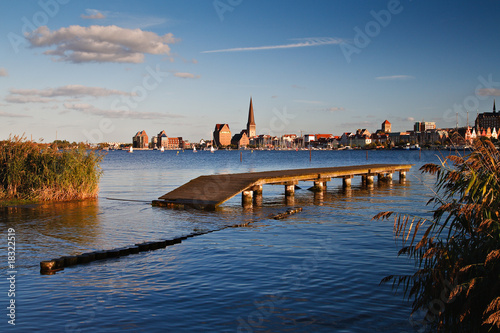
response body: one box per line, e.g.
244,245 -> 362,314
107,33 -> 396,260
153,164 -> 413,210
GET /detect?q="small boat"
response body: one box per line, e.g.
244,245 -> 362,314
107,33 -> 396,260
128,146 -> 133,153
193,146 -> 197,153
210,146 -> 215,153
160,146 -> 164,152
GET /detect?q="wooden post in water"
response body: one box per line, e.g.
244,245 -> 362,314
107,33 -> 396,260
285,184 -> 295,197
309,146 -> 312,162
342,176 -> 352,188
240,151 -> 242,162
399,170 -> 407,183
252,185 -> 263,206
419,149 -> 421,160
242,190 -> 253,208
366,150 -> 368,160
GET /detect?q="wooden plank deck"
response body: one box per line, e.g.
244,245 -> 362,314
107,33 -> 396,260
153,164 -> 413,210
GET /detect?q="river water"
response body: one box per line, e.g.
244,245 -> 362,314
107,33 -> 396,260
1,149 -> 451,332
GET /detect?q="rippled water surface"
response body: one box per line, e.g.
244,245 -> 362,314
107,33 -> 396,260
1,149 -> 451,332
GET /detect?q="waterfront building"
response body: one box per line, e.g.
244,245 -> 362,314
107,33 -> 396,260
157,130 -> 168,148
231,131 -> 250,148
132,130 -> 148,148
247,98 -> 256,138
157,130 -> 183,149
339,132 -> 354,146
381,120 -> 391,133
213,124 -> 232,147
475,100 -> 500,132
414,121 -> 436,132
352,134 -> 372,147
304,134 -> 316,144
389,132 -> 411,144
356,129 -> 371,137
411,129 -> 448,145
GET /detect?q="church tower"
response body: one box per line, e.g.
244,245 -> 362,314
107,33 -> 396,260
247,97 -> 256,138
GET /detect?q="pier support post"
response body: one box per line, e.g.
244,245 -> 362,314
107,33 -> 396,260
313,180 -> 325,190
387,173 -> 393,181
399,171 -> 407,183
252,185 -> 263,206
342,176 -> 353,188
366,174 -> 374,185
285,184 -> 295,197
242,190 -> 253,208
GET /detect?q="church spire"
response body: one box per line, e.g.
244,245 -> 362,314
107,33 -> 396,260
494,99 -> 496,113
248,97 -> 255,125
246,97 -> 256,137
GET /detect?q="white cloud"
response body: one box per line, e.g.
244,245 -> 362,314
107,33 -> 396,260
174,72 -> 200,79
326,107 -> 345,112
0,111 -> 31,118
202,37 -> 342,53
0,68 -> 8,77
64,103 -> 184,119
10,85 -> 134,98
477,88 -> 500,96
375,75 -> 415,80
26,25 -> 179,63
5,95 -> 56,103
406,117 -> 415,122
81,9 -> 106,19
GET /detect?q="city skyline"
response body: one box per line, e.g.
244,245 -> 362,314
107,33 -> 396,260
1,1 -> 500,143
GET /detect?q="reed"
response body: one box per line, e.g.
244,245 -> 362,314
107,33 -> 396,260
0,135 -> 103,202
374,139 -> 500,332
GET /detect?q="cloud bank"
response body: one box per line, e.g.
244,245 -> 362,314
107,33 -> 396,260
64,103 -> 182,119
5,85 -> 134,103
26,25 -> 178,63
9,85 -> 133,98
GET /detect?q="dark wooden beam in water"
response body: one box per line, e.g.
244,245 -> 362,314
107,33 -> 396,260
153,164 -> 413,210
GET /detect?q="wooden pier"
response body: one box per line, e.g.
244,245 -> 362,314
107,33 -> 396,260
152,164 -> 413,210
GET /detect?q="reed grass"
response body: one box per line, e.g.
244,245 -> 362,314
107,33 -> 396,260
374,139 -> 500,332
0,135 -> 103,202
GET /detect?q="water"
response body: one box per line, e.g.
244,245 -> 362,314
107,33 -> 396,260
1,149 -> 450,332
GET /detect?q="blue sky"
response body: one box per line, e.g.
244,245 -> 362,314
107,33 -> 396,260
1,0 -> 500,143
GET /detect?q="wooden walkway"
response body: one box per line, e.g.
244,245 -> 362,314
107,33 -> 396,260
153,164 -> 413,210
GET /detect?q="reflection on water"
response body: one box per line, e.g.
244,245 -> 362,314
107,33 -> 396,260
0,150 -> 445,332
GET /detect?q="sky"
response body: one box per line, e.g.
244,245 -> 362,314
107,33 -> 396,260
1,0 -> 500,143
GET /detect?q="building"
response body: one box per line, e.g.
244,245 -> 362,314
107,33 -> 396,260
157,130 -> 168,148
475,100 -> 500,131
231,131 -> 250,148
132,130 -> 148,148
414,121 -> 436,132
213,124 -> 232,147
381,120 -> 391,133
247,98 -> 256,138
340,132 -> 354,146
